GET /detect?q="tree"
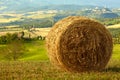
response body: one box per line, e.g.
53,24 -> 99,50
0,33 -> 18,44
21,31 -> 25,39
1,40 -> 25,60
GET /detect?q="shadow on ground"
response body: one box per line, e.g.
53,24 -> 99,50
104,67 -> 120,72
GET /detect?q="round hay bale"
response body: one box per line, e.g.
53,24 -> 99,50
46,16 -> 113,72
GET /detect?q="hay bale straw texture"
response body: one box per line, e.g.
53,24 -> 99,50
46,16 -> 113,72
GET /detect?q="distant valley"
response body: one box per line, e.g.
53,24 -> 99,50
0,0 -> 120,29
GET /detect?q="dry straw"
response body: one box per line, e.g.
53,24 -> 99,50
46,16 -> 113,72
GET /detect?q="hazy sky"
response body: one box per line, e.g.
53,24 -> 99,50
1,0 -> 120,8
43,0 -> 120,8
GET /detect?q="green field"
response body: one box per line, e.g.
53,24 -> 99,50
0,40 -> 119,61
0,40 -> 48,61
112,44 -> 120,59
1,40 -> 119,61
0,40 -> 120,80
20,40 -> 48,61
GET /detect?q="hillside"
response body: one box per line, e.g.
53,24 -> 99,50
100,13 -> 119,18
0,0 -> 120,28
0,3 -> 99,13
107,24 -> 120,28
0,0 -> 120,30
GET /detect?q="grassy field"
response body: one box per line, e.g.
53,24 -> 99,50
107,24 -> 120,29
0,60 -> 120,80
0,40 -> 48,61
26,13 -> 55,19
112,44 -> 120,59
0,12 -> 55,23
0,13 -> 22,23
0,27 -> 51,38
0,40 -> 120,80
20,40 -> 48,61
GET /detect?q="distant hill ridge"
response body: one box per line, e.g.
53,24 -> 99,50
0,3 -> 100,13
0,3 -> 119,18
0,0 -> 120,13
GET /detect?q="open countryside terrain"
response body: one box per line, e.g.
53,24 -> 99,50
0,6 -> 120,80
0,41 -> 120,79
0,24 -> 120,79
0,25 -> 120,79
0,12 -> 55,23
0,11 -> 120,77
0,0 -> 120,79
0,26 -> 51,37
